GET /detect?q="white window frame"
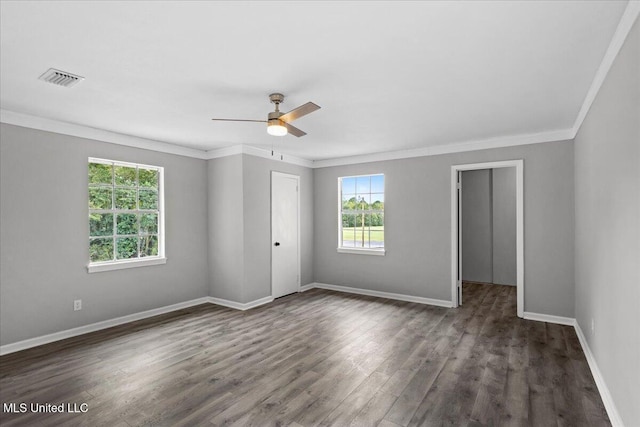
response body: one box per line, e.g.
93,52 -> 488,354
337,173 -> 385,256
87,157 -> 166,273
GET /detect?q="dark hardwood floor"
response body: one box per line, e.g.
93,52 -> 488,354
0,283 -> 610,426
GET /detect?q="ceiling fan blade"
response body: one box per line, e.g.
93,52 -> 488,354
279,102 -> 320,123
211,118 -> 267,123
282,121 -> 306,137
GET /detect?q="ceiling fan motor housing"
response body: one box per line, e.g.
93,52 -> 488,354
268,111 -> 284,123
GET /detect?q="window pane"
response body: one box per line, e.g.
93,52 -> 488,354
355,215 -> 369,247
357,194 -> 371,208
342,194 -> 356,211
89,187 -> 112,209
371,175 -> 384,193
90,238 -> 113,262
139,168 -> 158,188
139,189 -> 158,210
89,213 -> 113,237
89,163 -> 112,184
139,213 -> 158,234
371,194 -> 384,208
342,214 -> 356,247
116,237 -> 138,259
370,228 -> 384,248
341,177 -> 356,194
115,166 -> 137,187
356,176 -> 371,194
116,214 -> 137,235
115,188 -> 137,210
139,235 -> 158,257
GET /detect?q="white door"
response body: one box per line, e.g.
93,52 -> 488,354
271,172 -> 300,298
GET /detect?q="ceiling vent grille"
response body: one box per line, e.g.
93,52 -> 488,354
38,68 -> 84,87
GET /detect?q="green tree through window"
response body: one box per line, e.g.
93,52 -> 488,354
339,174 -> 384,249
88,158 -> 162,264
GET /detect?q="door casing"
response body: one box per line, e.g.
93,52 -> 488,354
451,160 -> 524,318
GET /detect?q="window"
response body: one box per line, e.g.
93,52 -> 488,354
87,158 -> 165,272
338,174 -> 385,255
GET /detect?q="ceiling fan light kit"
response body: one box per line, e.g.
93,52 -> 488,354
267,120 -> 288,136
211,93 -> 320,138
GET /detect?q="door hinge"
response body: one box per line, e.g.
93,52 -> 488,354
456,182 -> 461,190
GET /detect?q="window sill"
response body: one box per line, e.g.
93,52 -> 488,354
87,257 -> 167,273
337,247 -> 385,256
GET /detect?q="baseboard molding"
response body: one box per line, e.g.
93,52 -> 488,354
523,311 -> 576,326
308,282 -> 453,308
574,322 -> 624,427
299,284 -> 315,292
0,297 -> 210,356
207,295 -> 274,311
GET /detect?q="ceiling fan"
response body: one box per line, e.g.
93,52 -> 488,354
211,93 -> 320,137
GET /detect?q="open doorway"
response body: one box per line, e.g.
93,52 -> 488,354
450,160 -> 524,317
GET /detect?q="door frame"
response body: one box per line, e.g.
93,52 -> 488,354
271,171 -> 301,297
450,160 -> 524,318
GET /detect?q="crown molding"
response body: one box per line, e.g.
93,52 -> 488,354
311,128 -> 573,168
571,0 -> 640,137
204,144 -> 314,168
0,108 -> 574,170
0,109 -> 209,159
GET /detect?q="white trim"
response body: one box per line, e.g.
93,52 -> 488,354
312,130 -> 572,168
1,109 -> 577,169
336,248 -> 385,256
574,322 -> 625,427
299,284 -> 315,292
0,297 -> 209,356
205,144 -> 313,168
571,1 -> 640,138
208,296 -> 274,311
309,282 -> 453,308
451,160 -> 524,318
87,257 -> 167,273
0,109 -> 208,159
523,312 -> 576,326
271,171 -> 302,297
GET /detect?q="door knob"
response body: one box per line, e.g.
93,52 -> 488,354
274,242 -> 280,246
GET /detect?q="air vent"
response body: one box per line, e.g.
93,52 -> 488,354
38,68 -> 84,88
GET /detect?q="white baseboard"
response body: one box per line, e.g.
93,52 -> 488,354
523,311 -> 576,326
308,282 -> 453,308
207,295 -> 274,311
299,284 -> 315,292
0,297 -> 210,356
574,322 -> 624,427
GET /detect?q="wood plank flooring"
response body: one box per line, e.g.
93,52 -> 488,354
0,283 -> 611,426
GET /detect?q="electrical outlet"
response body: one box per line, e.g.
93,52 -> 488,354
74,299 -> 82,311
591,319 -> 595,334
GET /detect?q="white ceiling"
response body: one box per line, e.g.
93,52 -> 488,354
0,1 -> 630,161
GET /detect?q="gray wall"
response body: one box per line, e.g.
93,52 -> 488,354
492,167 -> 517,285
0,123 -> 209,346
207,154 -> 314,304
314,140 -> 574,316
208,155 -> 244,302
461,169 -> 493,283
574,18 -> 639,426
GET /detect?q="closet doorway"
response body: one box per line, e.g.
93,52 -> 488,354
451,160 -> 524,317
